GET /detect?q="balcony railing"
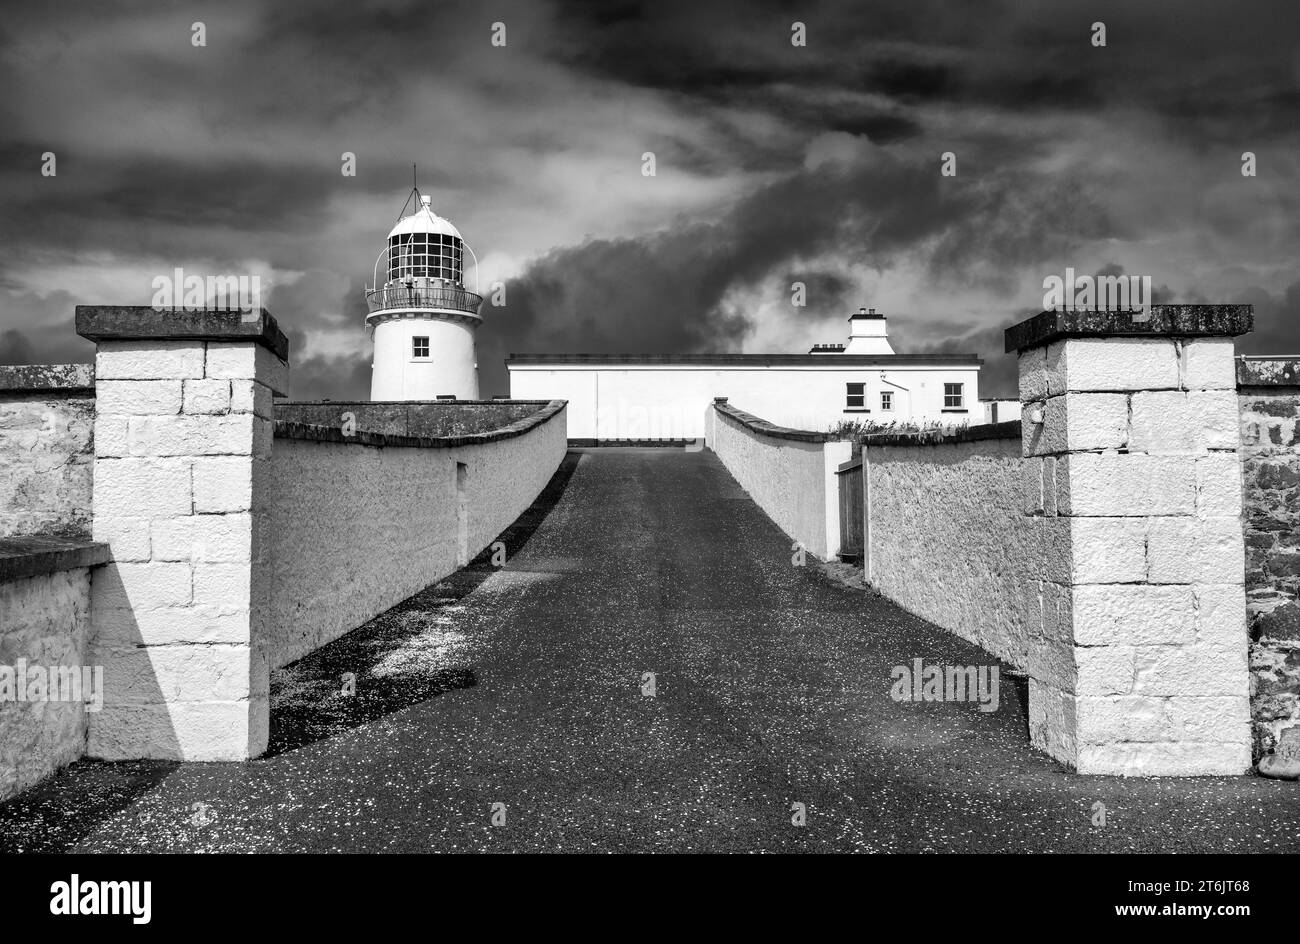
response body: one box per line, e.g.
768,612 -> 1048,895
365,283 -> 483,316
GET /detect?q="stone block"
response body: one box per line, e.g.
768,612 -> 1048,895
1076,740 -> 1251,776
95,380 -> 183,415
95,341 -> 205,380
1069,517 -> 1147,583
92,561 -> 192,610
230,380 -> 274,418
1180,338 -> 1237,390
1073,585 -> 1194,646
1076,645 -> 1134,696
1166,695 -> 1250,744
94,417 -> 130,457
193,562 -> 251,609
1019,348 -> 1048,402
1196,453 -> 1243,518
91,515 -> 152,562
192,513 -> 252,563
183,379 -> 232,414
1028,679 -> 1077,766
1133,644 -> 1248,697
1020,456 -> 1044,514
92,458 -> 192,518
150,516 -> 194,561
1057,453 -> 1195,516
93,604 -> 250,647
1195,584 -> 1248,647
1033,516 -> 1072,584
1057,338 -> 1179,392
1146,517 -> 1244,584
205,343 -> 289,397
192,456 -> 254,513
1075,694 -> 1168,743
1028,393 -> 1128,456
127,414 -> 254,457
1130,390 -> 1240,452
96,643 -> 255,705
87,697 -> 268,761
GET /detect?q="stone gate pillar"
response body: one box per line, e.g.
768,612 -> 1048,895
75,307 -> 288,761
1007,305 -> 1252,775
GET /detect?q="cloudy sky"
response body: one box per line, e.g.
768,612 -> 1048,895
1,0 -> 1297,398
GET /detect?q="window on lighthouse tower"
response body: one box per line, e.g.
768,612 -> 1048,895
412,336 -> 430,360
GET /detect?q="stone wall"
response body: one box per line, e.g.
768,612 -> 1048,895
0,537 -> 111,803
0,365 -> 95,539
267,401 -> 568,668
707,400 -> 851,560
274,400 -> 547,438
1237,356 -> 1300,759
863,423 -> 1033,667
0,569 -> 91,802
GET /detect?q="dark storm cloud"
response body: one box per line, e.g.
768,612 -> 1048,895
0,0 -> 1297,400
477,141 -> 1106,391
1238,280 -> 1300,357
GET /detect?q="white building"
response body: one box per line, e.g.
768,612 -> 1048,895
508,309 -> 983,440
367,192 -> 483,400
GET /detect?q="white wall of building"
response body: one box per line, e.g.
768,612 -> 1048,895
509,362 -> 981,439
371,316 -> 480,401
981,399 -> 1023,424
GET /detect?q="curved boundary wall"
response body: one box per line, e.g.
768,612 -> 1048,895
706,398 -> 851,561
863,422 -> 1033,668
267,400 -> 567,667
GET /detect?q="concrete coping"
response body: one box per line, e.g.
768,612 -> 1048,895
862,420 -> 1023,449
273,399 -> 567,449
0,364 -> 95,394
712,400 -> 840,443
0,535 -> 111,583
1237,356 -> 1300,387
75,306 -> 290,363
1004,304 -> 1253,354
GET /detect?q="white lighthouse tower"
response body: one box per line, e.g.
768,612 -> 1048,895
366,190 -> 483,400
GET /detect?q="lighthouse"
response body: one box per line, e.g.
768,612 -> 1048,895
366,191 -> 483,400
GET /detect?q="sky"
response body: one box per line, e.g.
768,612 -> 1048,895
0,0 -> 1297,398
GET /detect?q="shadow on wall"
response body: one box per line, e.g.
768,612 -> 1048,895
265,452 -> 582,757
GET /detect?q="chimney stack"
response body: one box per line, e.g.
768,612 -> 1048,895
845,306 -> 894,355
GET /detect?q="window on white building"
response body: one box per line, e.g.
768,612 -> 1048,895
412,336 -> 430,359
880,391 -> 893,411
845,382 -> 865,410
943,382 -> 965,410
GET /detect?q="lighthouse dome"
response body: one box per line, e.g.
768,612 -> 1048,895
387,195 -> 464,241
381,194 -> 467,288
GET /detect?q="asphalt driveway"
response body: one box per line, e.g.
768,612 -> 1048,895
2,447 -> 1297,853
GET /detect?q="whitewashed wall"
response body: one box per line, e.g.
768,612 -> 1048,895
267,404 -> 567,668
0,567 -> 93,801
512,363 -> 981,440
864,428 -> 1036,667
708,403 -> 851,560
